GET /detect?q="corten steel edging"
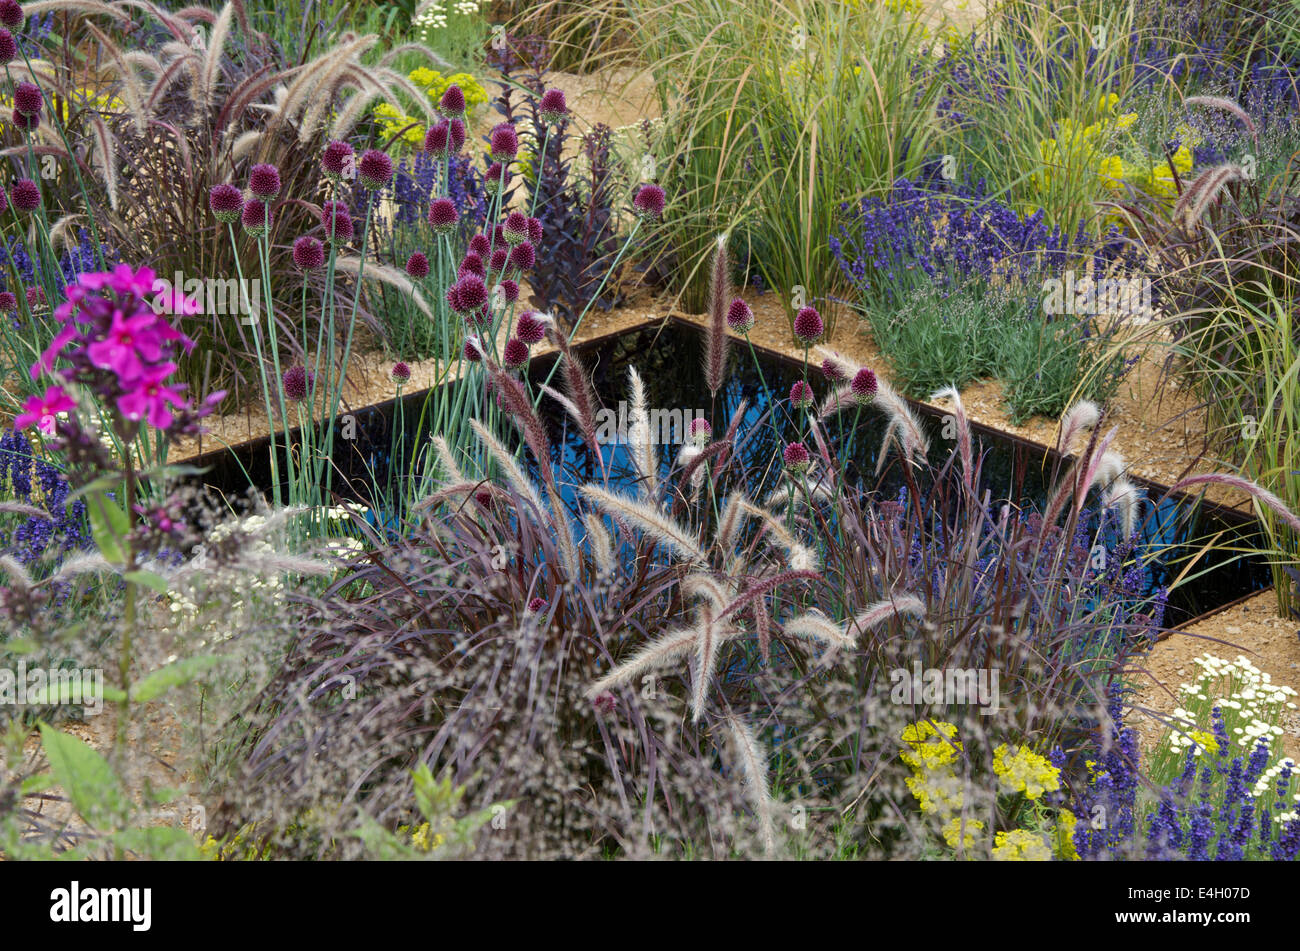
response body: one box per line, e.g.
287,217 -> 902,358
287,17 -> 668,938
187,311 -> 1262,529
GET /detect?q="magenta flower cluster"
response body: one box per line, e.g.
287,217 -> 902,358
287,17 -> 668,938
22,265 -> 224,434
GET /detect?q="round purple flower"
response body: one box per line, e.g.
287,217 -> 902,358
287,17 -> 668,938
209,183 -> 243,223
248,162 -> 281,201
538,88 -> 568,125
0,28 -> 16,65
390,361 -> 411,384
526,216 -> 543,244
502,211 -> 528,245
789,380 -> 814,409
0,1 -> 21,29
793,305 -> 824,344
688,417 -> 711,445
438,84 -> 466,119
632,183 -> 666,220
492,224 -> 507,245
783,442 -> 811,474
12,81 -> 41,117
423,121 -> 449,158
357,149 -> 393,190
321,200 -> 353,243
485,161 -> 508,193
10,178 -> 40,212
292,235 -> 325,271
25,286 -> 44,311
0,290 -> 16,313
463,337 -> 483,362
448,118 -> 466,153
405,251 -> 430,279
726,298 -> 754,334
503,337 -> 530,369
322,140 -> 355,180
468,233 -> 490,257
490,123 -> 519,163
508,241 -> 535,271
241,199 -> 269,236
496,279 -> 519,304
458,251 -> 485,279
10,108 -> 37,131
445,283 -> 463,314
822,358 -> 846,381
282,365 -> 313,402
527,596 -> 548,613
454,275 -> 488,311
592,691 -> 616,715
426,197 -> 457,235
489,247 -> 508,275
850,367 -> 878,405
515,311 -> 548,345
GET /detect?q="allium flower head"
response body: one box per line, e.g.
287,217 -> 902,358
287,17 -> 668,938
793,305 -> 824,343
490,123 -> 519,162
282,365 -> 313,402
321,200 -> 353,243
0,290 -> 16,313
526,216 -> 543,244
241,199 -> 269,237
726,297 -> 754,333
515,311 -> 549,345
502,211 -> 529,245
25,286 -> 44,311
789,380 -> 814,409
539,88 -> 568,125
688,417 -> 712,445
10,178 -> 40,212
783,441 -> 811,474
448,118 -> 466,153
508,241 -> 535,271
503,337 -> 530,369
405,251 -> 430,279
485,161 -> 507,193
12,81 -> 41,117
632,183 -> 666,220
489,247 -> 508,274
453,275 -> 487,311
0,1 -> 22,29
0,28 -> 16,64
10,108 -> 37,131
427,196 -> 457,233
209,183 -> 243,223
468,233 -> 490,257
322,140 -> 355,180
822,358 -> 846,381
292,235 -> 324,271
248,162 -> 281,201
851,367 -> 878,405
527,596 -> 548,613
390,361 -> 411,384
458,251 -> 485,279
423,121 -> 449,158
357,149 -> 394,190
463,336 -> 483,362
445,283 -> 462,314
438,84 -> 466,119
496,279 -> 519,304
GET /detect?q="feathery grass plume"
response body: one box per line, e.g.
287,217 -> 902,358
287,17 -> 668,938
931,386 -> 973,495
726,716 -> 776,855
1175,162 -> 1247,232
580,485 -> 707,563
814,345 -> 860,381
470,419 -> 549,521
872,379 -> 930,471
199,1 -> 234,110
848,594 -> 926,639
1184,96 -> 1258,140
691,608 -> 723,722
0,500 -> 51,519
480,362 -> 556,487
548,326 -> 602,450
48,552 -> 113,583
1072,429 -> 1121,511
584,626 -> 703,699
716,491 -> 751,555
1056,399 -> 1101,454
781,610 -> 857,649
626,366 -> 658,498
332,257 -> 433,320
0,554 -> 33,589
583,512 -> 615,575
705,233 -> 731,396
737,499 -> 812,568
1103,478 -> 1141,538
1164,474 -> 1300,533
545,482 -> 582,580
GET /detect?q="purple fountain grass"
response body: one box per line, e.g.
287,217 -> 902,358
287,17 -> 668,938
705,234 -> 731,397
